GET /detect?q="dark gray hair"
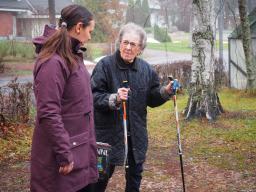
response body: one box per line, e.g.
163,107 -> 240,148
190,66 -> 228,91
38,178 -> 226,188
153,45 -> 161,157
117,22 -> 147,50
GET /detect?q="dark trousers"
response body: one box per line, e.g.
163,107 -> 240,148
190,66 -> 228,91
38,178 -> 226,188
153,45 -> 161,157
90,137 -> 144,192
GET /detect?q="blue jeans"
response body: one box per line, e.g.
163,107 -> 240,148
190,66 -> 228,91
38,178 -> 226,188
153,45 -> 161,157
90,137 -> 144,192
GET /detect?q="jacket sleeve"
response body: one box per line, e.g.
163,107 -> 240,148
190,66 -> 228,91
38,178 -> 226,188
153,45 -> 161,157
34,58 -> 73,166
91,60 -> 119,111
147,67 -> 169,107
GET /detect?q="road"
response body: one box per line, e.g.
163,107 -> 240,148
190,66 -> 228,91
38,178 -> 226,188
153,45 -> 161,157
143,49 -> 229,71
142,49 -> 192,65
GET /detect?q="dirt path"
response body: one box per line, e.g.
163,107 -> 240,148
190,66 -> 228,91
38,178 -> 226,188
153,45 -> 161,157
0,141 -> 255,192
106,143 -> 256,192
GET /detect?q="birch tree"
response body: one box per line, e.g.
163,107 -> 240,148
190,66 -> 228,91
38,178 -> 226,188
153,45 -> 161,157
184,0 -> 223,120
238,0 -> 256,91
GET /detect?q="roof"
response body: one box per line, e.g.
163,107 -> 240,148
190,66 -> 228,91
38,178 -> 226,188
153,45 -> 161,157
229,7 -> 256,38
29,0 -> 74,14
0,0 -> 30,11
0,0 -> 74,15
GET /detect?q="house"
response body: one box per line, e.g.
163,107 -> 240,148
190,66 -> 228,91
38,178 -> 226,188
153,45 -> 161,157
228,8 -> 256,89
148,0 -> 165,27
0,0 -> 74,40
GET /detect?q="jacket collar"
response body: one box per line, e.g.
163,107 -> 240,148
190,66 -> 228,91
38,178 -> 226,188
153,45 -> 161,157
71,37 -> 87,55
115,50 -> 138,71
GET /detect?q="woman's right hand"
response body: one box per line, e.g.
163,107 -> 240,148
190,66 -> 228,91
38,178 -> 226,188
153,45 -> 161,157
59,161 -> 74,175
117,87 -> 130,102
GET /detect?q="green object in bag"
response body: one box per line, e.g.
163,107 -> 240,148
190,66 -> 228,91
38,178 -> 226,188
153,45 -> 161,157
96,142 -> 111,180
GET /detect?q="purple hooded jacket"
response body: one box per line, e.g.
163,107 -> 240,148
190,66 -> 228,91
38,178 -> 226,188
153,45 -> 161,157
30,25 -> 98,192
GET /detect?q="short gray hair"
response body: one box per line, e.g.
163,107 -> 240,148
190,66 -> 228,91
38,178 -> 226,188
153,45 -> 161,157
117,22 -> 147,50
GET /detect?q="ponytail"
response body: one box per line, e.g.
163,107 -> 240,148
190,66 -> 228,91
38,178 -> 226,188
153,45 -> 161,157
37,23 -> 78,71
37,4 -> 93,71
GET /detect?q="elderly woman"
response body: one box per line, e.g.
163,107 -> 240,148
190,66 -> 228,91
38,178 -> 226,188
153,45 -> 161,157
91,22 -> 174,192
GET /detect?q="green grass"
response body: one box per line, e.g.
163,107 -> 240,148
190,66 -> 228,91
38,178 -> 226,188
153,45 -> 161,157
91,47 -> 103,60
147,40 -> 228,53
147,41 -> 192,53
86,44 -> 104,60
148,89 -> 256,175
0,125 -> 32,163
215,40 -> 229,50
219,88 -> 256,111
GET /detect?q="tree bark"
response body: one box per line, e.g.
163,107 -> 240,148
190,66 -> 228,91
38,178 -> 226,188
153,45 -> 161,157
184,0 -> 224,121
238,0 -> 256,90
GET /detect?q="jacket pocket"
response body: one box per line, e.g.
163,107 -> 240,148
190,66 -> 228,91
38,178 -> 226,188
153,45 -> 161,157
70,132 -> 89,170
62,111 -> 91,136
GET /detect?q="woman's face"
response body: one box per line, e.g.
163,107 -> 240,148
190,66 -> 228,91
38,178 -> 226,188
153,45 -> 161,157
70,20 -> 95,44
119,32 -> 141,63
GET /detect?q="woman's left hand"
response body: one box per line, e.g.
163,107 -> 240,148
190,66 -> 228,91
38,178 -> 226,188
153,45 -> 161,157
59,161 -> 74,175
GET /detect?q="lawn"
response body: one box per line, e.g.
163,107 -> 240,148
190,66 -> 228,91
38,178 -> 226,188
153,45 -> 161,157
146,88 -> 256,191
0,88 -> 255,191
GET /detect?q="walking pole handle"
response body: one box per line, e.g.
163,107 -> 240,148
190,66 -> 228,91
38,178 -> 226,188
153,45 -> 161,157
168,76 -> 181,95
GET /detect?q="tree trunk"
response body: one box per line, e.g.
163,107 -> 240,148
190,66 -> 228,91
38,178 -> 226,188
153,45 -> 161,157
184,0 -> 224,121
48,0 -> 56,25
238,0 -> 256,90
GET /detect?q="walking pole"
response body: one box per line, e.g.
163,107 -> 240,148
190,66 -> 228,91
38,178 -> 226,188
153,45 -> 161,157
122,81 -> 129,169
169,77 -> 186,192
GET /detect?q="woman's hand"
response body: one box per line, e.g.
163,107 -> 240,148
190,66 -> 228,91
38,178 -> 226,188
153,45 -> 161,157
59,161 -> 74,175
165,81 -> 174,95
165,79 -> 181,95
117,87 -> 130,102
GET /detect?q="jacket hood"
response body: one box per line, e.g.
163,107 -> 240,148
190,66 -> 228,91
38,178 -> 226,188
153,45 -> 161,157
33,24 -> 57,54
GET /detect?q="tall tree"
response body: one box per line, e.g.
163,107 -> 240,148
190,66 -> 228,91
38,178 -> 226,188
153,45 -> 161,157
128,0 -> 134,7
142,0 -> 151,27
184,0 -> 223,120
126,0 -> 150,27
159,0 -> 192,32
76,0 -> 124,42
48,0 -> 56,25
135,0 -> 141,7
238,0 -> 256,90
126,0 -> 136,23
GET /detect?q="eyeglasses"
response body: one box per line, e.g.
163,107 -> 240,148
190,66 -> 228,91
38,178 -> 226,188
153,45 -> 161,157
121,40 -> 140,48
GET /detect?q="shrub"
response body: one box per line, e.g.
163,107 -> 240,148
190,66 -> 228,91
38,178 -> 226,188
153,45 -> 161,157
0,40 -> 35,59
9,41 -> 35,59
153,25 -> 172,42
0,78 -> 32,129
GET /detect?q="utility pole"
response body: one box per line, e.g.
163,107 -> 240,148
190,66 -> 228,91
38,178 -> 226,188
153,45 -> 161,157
48,0 -> 56,25
218,0 -> 224,67
247,0 -> 254,13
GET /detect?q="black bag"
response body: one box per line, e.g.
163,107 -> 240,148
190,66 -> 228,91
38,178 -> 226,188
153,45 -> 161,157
96,142 -> 111,180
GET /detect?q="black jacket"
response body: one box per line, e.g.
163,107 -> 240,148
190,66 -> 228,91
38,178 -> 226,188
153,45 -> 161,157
91,50 -> 169,165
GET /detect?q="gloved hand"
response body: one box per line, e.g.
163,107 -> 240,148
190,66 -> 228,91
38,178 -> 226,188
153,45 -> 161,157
165,76 -> 181,95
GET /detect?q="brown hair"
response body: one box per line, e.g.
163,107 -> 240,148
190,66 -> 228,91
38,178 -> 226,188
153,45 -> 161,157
37,4 -> 93,70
